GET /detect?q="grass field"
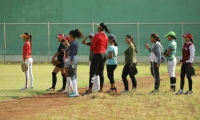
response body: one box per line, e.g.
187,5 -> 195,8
0,63 -> 200,120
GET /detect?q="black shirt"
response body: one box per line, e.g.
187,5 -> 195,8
57,42 -> 65,63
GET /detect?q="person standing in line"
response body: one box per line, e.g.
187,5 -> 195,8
164,31 -> 177,92
145,33 -> 163,93
20,32 -> 34,90
106,34 -> 118,92
121,35 -> 138,93
46,34 -> 66,92
82,23 -> 110,95
176,33 -> 195,95
82,33 -> 100,92
67,29 -> 84,97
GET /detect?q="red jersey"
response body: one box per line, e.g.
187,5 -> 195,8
90,32 -> 108,54
23,41 -> 32,59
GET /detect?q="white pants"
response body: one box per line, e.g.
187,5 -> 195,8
89,61 -> 100,92
167,58 -> 177,77
24,58 -> 34,88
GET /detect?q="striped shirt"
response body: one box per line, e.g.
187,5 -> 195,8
166,40 -> 177,61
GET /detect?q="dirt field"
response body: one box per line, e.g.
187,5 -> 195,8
0,76 -> 153,120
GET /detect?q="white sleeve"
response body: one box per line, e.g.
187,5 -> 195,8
186,45 -> 195,63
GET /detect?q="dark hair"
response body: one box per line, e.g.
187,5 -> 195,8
113,39 -> 118,46
126,35 -> 138,53
69,29 -> 84,39
190,39 -> 194,43
151,33 -> 160,42
169,35 -> 177,40
99,23 -> 111,33
24,32 -> 32,49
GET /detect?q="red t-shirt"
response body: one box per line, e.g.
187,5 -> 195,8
23,41 -> 32,59
90,32 -> 108,54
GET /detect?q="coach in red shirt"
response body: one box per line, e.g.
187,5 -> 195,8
83,23 -> 110,95
176,33 -> 195,95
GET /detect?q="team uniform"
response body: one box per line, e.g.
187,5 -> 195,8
166,40 -> 177,91
21,41 -> 34,89
176,34 -> 195,94
86,42 -> 100,92
106,45 -> 118,92
122,43 -> 137,92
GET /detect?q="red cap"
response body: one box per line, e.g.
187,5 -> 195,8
56,34 -> 65,39
63,36 -> 71,41
182,33 -> 193,39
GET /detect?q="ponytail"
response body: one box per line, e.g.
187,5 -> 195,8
151,33 -> 161,42
69,29 -> 84,39
99,23 -> 111,33
24,32 -> 32,50
113,40 -> 118,46
190,39 -> 194,44
126,35 -> 138,53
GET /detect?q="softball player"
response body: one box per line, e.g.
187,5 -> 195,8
82,23 -> 110,95
82,33 -> 100,92
145,33 -> 163,93
106,34 -> 118,92
176,33 -> 195,95
62,36 -> 73,94
20,32 -> 34,90
46,34 -> 66,92
164,31 -> 177,92
121,35 -> 138,93
67,29 -> 84,97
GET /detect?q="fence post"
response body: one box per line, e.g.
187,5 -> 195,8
3,22 -> 6,62
47,22 -> 50,62
181,22 -> 184,46
137,22 -> 140,62
92,22 -> 94,33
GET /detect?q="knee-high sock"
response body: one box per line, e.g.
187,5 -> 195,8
52,72 -> 57,88
170,77 -> 173,89
62,74 -> 66,89
66,77 -> 72,92
72,80 -> 78,94
173,77 -> 176,90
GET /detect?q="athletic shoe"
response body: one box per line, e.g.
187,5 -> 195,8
20,87 -> 27,90
98,90 -> 103,93
175,89 -> 184,95
46,87 -> 55,91
62,90 -> 71,94
121,90 -> 129,93
68,92 -> 79,97
149,90 -> 159,94
67,92 -> 74,96
106,88 -> 114,92
57,89 -> 64,92
114,87 -> 118,92
184,91 -> 193,95
82,90 -> 92,96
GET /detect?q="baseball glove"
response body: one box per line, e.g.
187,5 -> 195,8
51,59 -> 60,66
68,65 -> 76,77
21,63 -> 28,72
186,65 -> 195,76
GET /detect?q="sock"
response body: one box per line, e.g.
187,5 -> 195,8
62,74 -> 66,89
72,80 -> 78,94
173,77 -> 176,91
66,77 -> 72,92
170,77 -> 173,89
52,72 -> 57,89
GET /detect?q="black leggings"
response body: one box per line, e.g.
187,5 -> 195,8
106,65 -> 117,84
89,53 -> 106,88
150,62 -> 160,90
180,63 -> 193,91
121,63 -> 137,90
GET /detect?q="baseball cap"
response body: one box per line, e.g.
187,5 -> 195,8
165,31 -> 176,37
182,33 -> 193,39
56,33 -> 65,39
108,34 -> 116,40
63,36 -> 71,41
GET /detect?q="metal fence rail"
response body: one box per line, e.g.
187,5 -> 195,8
1,22 -> 200,62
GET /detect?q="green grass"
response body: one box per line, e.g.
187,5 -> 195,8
0,63 -> 181,101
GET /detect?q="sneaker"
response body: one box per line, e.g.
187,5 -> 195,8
62,90 -> 71,94
57,89 -> 64,92
98,90 -> 103,93
20,87 -> 27,90
184,91 -> 193,95
114,87 -> 118,92
149,90 -> 159,94
68,92 -> 79,97
46,87 -> 55,91
121,90 -> 129,93
82,90 -> 92,96
175,89 -> 184,95
67,92 -> 74,96
106,88 -> 114,92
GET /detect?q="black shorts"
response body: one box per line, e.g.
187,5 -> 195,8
56,63 -> 64,68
